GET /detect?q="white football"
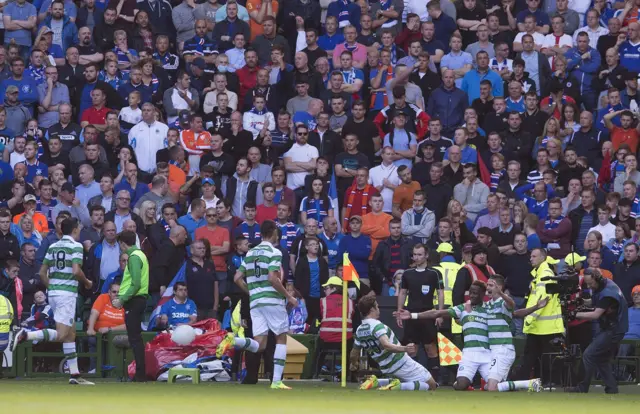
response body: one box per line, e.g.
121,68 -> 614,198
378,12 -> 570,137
171,325 -> 197,346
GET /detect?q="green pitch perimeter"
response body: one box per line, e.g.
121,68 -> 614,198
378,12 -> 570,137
0,381 -> 639,413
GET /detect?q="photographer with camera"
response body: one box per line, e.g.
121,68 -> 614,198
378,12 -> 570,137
563,253 -> 592,383
516,248 -> 565,384
565,268 -> 629,394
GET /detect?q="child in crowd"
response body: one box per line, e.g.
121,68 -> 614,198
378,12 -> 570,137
287,284 -> 307,334
118,91 -> 143,134
21,291 -> 54,331
490,153 -> 506,193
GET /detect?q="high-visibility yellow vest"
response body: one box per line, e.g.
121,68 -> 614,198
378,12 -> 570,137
523,262 -> 565,335
120,249 -> 149,299
434,261 -> 463,334
0,295 -> 14,334
231,300 -> 244,338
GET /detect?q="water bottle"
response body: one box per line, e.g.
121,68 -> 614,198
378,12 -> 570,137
359,348 -> 368,372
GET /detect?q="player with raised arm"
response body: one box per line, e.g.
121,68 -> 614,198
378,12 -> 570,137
485,274 -> 547,392
216,220 -> 298,390
12,218 -> 94,385
353,295 -> 438,391
395,280 -> 543,392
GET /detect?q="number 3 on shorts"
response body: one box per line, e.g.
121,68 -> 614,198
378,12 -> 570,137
490,359 -> 497,368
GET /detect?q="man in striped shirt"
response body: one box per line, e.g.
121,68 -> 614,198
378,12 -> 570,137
354,295 -> 437,391
12,218 -> 94,385
485,274 -> 546,392
216,220 -> 298,390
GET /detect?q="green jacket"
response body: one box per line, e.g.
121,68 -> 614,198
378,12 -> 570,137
118,247 -> 149,303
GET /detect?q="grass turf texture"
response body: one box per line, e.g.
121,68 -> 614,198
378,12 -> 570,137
1,381 -> 640,413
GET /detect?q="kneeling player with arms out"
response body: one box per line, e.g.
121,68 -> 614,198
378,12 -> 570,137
12,218 -> 94,385
352,295 -> 438,391
216,220 -> 298,390
396,280 -> 543,392
485,274 -> 547,392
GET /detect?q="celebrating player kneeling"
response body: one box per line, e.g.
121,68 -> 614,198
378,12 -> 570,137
352,296 -> 438,391
396,280 -> 544,392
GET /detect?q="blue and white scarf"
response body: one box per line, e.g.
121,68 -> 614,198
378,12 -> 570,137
337,0 -> 350,27
544,215 -> 565,230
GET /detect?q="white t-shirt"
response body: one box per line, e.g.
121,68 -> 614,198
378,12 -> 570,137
541,33 -> 573,67
283,143 -> 319,190
514,31 -> 545,48
368,163 -> 400,213
588,223 -> 616,244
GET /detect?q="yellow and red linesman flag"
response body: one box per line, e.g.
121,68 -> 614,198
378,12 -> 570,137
438,333 -> 462,366
342,253 -> 360,289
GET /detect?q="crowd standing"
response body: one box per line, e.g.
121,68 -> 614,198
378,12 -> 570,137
0,0 -> 639,388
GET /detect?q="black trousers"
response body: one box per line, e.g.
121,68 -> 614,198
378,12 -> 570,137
578,329 -> 624,393
516,333 -> 563,383
305,297 -> 321,330
567,322 -> 593,383
124,296 -> 147,381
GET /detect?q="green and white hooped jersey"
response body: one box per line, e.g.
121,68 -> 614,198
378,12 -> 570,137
447,304 -> 490,352
485,297 -> 515,350
354,318 -> 409,375
239,241 -> 286,309
43,235 -> 84,297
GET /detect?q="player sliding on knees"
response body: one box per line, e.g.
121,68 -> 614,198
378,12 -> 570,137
395,280 -> 545,392
12,218 -> 95,385
216,220 -> 298,390
352,295 -> 438,391
485,274 -> 547,392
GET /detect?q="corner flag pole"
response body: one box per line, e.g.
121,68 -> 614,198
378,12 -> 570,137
341,276 -> 347,387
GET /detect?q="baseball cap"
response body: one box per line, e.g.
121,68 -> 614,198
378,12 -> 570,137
565,252 -> 586,267
23,194 -> 37,203
624,71 -> 639,81
192,57 -> 206,70
5,85 -> 18,95
61,182 -> 75,193
546,256 -> 559,265
41,26 -> 53,35
462,243 -> 474,253
632,285 -> 640,295
436,242 -> 454,254
322,276 -> 343,288
349,215 -> 363,223
421,140 -> 437,148
201,177 -> 215,186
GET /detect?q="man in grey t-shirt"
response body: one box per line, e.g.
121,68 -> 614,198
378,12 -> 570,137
286,80 -> 313,115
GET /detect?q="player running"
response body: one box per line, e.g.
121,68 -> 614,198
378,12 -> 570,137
485,274 -> 547,392
12,218 -> 94,385
396,280 -> 542,392
216,220 -> 298,390
353,295 -> 438,391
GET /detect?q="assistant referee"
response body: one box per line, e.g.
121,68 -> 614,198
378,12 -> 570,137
397,244 -> 444,376
113,230 -> 150,383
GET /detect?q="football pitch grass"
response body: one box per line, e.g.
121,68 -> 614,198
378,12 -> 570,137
1,381 -> 640,413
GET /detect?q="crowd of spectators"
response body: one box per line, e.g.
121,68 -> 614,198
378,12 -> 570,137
1,0 -> 640,378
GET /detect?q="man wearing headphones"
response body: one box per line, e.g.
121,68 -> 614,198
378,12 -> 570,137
566,268 -> 629,394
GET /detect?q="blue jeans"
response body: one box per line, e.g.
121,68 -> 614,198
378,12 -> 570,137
578,329 -> 624,393
510,295 -> 526,337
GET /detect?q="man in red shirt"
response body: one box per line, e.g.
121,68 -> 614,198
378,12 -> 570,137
539,82 -> 576,120
195,207 -> 231,284
256,182 -> 278,224
80,87 -> 111,131
603,109 -> 640,153
236,49 -> 260,106
342,167 -> 380,232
